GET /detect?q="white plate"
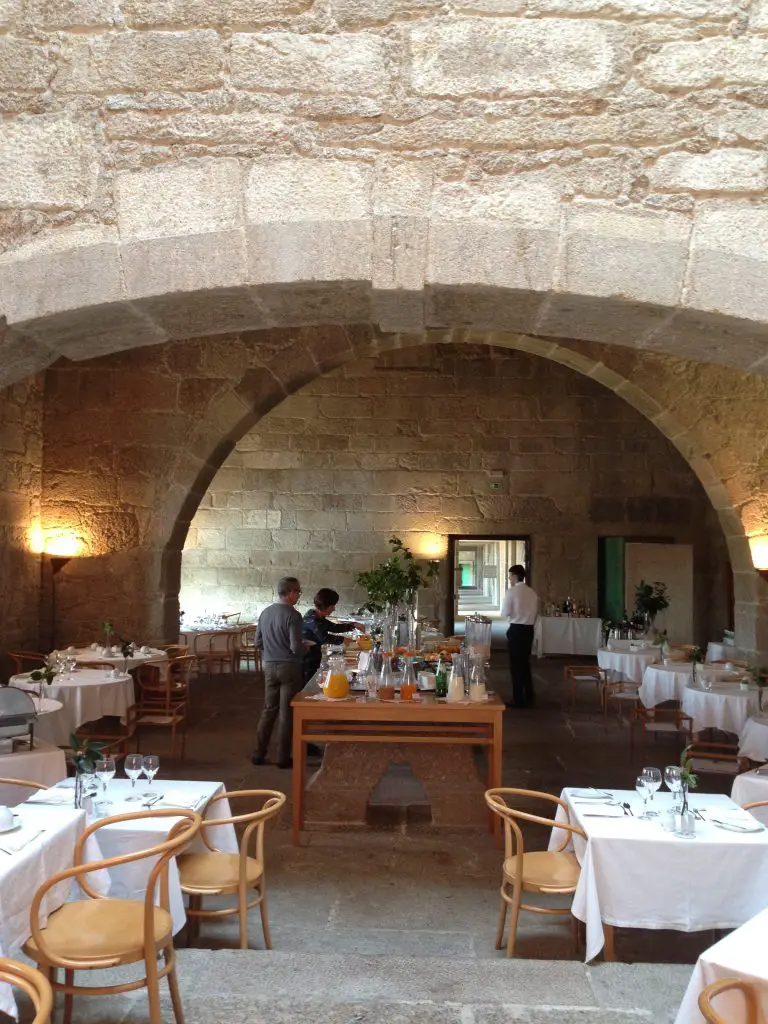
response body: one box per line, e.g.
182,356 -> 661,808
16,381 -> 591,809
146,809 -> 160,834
0,814 -> 21,835
570,789 -> 613,801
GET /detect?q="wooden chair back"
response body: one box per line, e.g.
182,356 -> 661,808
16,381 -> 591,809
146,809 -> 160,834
137,657 -> 194,703
485,788 -> 586,881
153,645 -> 189,659
199,789 -> 286,867
698,977 -> 761,1024
29,809 -> 201,971
0,777 -> 48,791
0,958 -> 53,1024
221,612 -> 242,625
7,652 -> 47,675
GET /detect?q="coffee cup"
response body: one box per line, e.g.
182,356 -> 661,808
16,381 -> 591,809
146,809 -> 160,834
0,805 -> 15,830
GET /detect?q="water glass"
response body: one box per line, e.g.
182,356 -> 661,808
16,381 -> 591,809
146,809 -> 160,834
642,767 -> 662,817
635,775 -> 651,819
664,765 -> 683,811
141,754 -> 160,798
124,753 -> 144,801
95,757 -> 116,804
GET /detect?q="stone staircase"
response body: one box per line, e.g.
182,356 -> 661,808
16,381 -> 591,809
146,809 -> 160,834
80,949 -> 692,1024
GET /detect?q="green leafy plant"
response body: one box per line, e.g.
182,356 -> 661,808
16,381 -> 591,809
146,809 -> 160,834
652,629 -> 668,648
634,580 -> 670,619
69,733 -> 107,775
101,619 -> 115,646
30,664 -> 57,685
119,638 -> 134,659
679,745 -> 698,814
687,646 -> 705,665
748,664 -> 768,688
356,536 -> 439,614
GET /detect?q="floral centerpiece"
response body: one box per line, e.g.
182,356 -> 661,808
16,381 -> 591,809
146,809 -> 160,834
687,645 -> 705,685
102,618 -> 115,650
29,661 -> 57,699
679,744 -> 698,815
70,734 -> 107,809
634,580 -> 669,632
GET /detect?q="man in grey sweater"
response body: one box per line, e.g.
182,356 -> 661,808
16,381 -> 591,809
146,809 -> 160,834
252,575 -> 308,769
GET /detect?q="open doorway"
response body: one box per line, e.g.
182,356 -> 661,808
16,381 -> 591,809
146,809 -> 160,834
448,536 -> 531,627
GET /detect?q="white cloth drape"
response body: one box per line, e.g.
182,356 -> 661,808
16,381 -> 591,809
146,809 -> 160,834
10,670 -> 135,746
535,618 -> 602,656
731,770 -> 768,824
597,647 -> 659,685
681,683 -> 756,735
0,740 -> 67,804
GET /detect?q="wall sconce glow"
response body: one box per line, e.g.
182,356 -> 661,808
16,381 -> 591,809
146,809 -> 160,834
416,534 -> 448,560
749,535 -> 768,571
27,523 -> 44,554
43,532 -> 84,557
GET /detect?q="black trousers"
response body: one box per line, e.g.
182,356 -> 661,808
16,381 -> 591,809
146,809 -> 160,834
507,623 -> 535,706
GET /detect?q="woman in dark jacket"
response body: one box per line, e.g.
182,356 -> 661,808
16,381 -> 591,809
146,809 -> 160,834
302,588 -> 366,683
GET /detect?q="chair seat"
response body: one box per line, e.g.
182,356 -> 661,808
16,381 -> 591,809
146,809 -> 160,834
24,900 -> 172,965
503,850 -> 580,892
137,713 -> 181,725
178,851 -> 263,893
609,690 -> 640,700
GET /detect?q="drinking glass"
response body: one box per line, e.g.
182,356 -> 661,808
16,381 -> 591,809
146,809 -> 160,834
124,753 -> 144,801
95,757 -> 116,804
635,775 -> 651,819
141,754 -> 160,798
664,765 -> 683,812
642,767 -> 662,817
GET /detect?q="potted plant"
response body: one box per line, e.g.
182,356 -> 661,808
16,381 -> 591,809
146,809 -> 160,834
70,734 -> 107,809
357,536 -> 439,646
634,580 -> 670,632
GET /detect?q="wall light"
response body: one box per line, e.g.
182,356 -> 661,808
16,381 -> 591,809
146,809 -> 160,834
28,525 -> 86,559
414,534 -> 448,560
749,536 -> 768,577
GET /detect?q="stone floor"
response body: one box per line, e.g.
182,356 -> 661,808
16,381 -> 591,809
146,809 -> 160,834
15,654 -> 734,1022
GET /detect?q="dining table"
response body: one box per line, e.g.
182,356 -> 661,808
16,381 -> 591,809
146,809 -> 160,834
731,767 -> 768,825
22,777 -> 238,934
0,804 -> 91,1017
597,645 -> 659,686
70,645 -> 169,678
681,681 -> 756,736
674,904 -> 768,1023
0,738 -> 67,805
549,787 -> 768,963
639,663 -> 716,707
9,668 -> 135,746
736,716 -> 768,767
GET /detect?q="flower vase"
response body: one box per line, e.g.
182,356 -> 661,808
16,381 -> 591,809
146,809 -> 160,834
122,657 -> 129,676
691,662 -> 697,687
75,771 -> 97,810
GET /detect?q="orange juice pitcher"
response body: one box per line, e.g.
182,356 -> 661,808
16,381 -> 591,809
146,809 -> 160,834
323,652 -> 349,699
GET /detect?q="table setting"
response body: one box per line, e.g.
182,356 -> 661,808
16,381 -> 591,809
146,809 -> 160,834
66,643 -> 169,678
549,764 -> 768,962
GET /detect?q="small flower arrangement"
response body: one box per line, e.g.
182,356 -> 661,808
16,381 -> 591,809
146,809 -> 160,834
634,580 -> 670,619
687,646 -> 705,664
69,733 -> 107,775
679,744 -> 698,813
101,619 -> 115,647
652,630 -> 668,648
29,662 -> 57,685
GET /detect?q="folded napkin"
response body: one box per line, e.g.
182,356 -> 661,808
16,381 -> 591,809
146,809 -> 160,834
0,827 -> 42,854
160,790 -> 204,810
578,804 -> 625,818
26,788 -> 75,806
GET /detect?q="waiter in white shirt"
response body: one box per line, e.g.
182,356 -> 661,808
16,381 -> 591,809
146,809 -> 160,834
500,564 -> 538,707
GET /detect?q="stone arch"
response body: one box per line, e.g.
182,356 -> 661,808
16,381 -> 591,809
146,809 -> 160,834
161,327 -> 751,643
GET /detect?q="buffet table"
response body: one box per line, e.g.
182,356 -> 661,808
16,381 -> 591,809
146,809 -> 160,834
675,905 -> 768,1023
535,617 -> 602,657
291,694 -> 504,845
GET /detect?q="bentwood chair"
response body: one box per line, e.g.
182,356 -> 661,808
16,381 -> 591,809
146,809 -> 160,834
75,704 -> 138,764
0,958 -> 53,1024
484,788 -> 586,958
179,789 -> 286,949
154,644 -> 190,660
698,977 -> 762,1024
0,776 -> 48,806
563,664 -> 605,707
235,625 -> 262,678
135,659 -> 192,761
192,631 -> 238,681
23,808 -> 201,1024
7,651 -> 47,674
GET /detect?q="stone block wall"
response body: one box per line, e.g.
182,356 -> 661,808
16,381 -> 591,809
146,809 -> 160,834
181,344 -> 729,640
0,375 -> 42,650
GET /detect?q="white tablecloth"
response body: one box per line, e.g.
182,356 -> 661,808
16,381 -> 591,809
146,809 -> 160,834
0,739 -> 67,805
10,670 -> 135,746
535,618 -> 602,657
706,642 -> 747,664
23,778 -> 238,934
549,789 -> 768,962
732,770 -> 768,825
738,717 -> 768,765
597,647 -> 659,685
0,806 -> 89,1017
639,664 -> 720,708
675,905 -> 768,1023
71,647 -> 169,679
681,682 -> 756,735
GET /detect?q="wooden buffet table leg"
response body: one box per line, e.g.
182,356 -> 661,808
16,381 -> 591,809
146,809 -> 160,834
490,712 -> 503,847
292,706 -> 305,846
602,923 -> 616,962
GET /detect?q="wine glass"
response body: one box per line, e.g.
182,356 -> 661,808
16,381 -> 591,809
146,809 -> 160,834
141,754 -> 160,798
635,775 -> 651,819
124,753 -> 144,801
664,765 -> 683,812
95,757 -> 116,804
642,767 -> 662,817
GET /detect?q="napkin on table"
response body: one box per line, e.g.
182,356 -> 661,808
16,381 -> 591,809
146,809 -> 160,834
26,788 -> 75,806
0,827 -> 42,854
160,790 -> 205,810
577,803 -> 625,818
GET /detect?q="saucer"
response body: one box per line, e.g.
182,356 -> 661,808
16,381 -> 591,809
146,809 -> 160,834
0,814 -> 21,835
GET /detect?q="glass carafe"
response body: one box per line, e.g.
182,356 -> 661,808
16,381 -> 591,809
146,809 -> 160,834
323,652 -> 349,699
401,656 -> 418,702
469,653 -> 486,702
378,654 -> 396,701
447,656 -> 465,703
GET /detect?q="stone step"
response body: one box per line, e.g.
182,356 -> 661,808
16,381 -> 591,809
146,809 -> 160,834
82,949 -> 690,1024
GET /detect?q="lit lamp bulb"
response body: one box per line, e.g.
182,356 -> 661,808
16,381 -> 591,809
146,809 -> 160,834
44,534 -> 83,557
749,536 -> 768,572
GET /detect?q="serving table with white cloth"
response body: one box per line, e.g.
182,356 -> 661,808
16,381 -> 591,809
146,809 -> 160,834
706,641 -> 747,664
732,768 -> 768,825
0,805 -> 90,1017
681,682 -> 756,736
738,716 -> 768,767
674,905 -> 768,1024
535,617 -> 602,657
549,788 -> 768,963
597,646 -> 659,686
23,778 -> 238,934
0,738 -> 67,805
10,668 -> 135,746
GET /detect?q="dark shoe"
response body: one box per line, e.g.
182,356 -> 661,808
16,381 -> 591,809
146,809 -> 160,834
251,755 -> 267,766
277,758 -> 294,770
307,743 -> 323,758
